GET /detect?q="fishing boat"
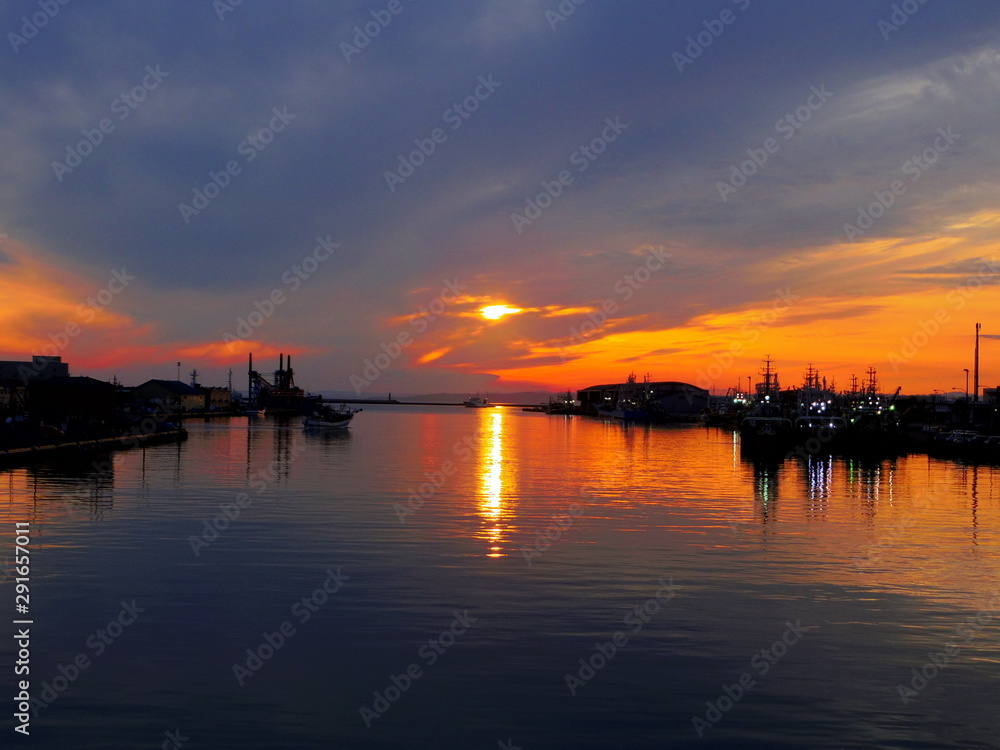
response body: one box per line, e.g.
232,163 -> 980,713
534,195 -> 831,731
463,394 -> 490,408
303,404 -> 361,430
841,368 -> 903,454
792,365 -> 845,450
739,357 -> 793,450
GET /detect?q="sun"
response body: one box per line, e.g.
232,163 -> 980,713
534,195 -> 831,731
480,304 -> 523,320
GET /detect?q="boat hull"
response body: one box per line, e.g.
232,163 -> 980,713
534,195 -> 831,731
303,416 -> 353,429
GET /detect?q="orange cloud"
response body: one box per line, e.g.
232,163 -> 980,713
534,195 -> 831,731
0,238 -> 136,357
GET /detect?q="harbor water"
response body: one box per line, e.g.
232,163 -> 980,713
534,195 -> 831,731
2,405 -> 999,748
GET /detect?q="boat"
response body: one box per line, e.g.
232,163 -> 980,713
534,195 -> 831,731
545,390 -> 578,415
245,407 -> 266,417
463,394 -> 490,408
739,357 -> 793,451
703,385 -> 750,427
791,365 -> 845,451
840,368 -> 903,454
303,404 -> 361,430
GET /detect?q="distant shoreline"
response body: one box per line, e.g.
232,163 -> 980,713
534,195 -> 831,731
324,399 -> 542,407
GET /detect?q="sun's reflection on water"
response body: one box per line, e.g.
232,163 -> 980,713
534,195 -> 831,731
477,408 -> 510,558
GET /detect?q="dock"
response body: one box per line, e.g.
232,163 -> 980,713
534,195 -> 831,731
0,429 -> 188,468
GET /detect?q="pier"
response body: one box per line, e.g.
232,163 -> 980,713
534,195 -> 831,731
0,428 -> 188,468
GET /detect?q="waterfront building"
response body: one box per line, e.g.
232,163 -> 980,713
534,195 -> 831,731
0,355 -> 70,382
133,379 -> 206,413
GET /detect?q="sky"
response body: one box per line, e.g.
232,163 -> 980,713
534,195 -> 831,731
2,0 -> 1000,396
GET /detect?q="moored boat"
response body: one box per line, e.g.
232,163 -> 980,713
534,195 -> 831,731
740,357 -> 794,451
303,404 -> 360,429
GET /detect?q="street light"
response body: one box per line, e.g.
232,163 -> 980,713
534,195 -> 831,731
963,368 -> 970,401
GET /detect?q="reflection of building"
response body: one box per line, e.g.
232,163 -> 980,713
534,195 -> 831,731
0,355 -> 70,382
133,380 -> 205,413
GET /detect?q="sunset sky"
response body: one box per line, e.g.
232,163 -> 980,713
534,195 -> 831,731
2,0 -> 1000,395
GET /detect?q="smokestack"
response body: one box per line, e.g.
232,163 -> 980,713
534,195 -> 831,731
974,322 -> 981,403
280,353 -> 284,372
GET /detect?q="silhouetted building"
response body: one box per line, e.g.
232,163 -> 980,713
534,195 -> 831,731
200,386 -> 232,411
0,381 -> 28,417
28,376 -> 116,435
578,380 -> 709,416
0,355 -> 70,382
133,380 -> 205,413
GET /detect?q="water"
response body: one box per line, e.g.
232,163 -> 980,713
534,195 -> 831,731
2,406 -> 999,749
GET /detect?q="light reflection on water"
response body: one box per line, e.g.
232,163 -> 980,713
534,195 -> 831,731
1,407 -> 998,749
477,407 -> 508,558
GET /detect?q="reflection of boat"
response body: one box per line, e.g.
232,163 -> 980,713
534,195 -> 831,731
245,408 -> 266,417
303,404 -> 361,429
464,394 -> 490,408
